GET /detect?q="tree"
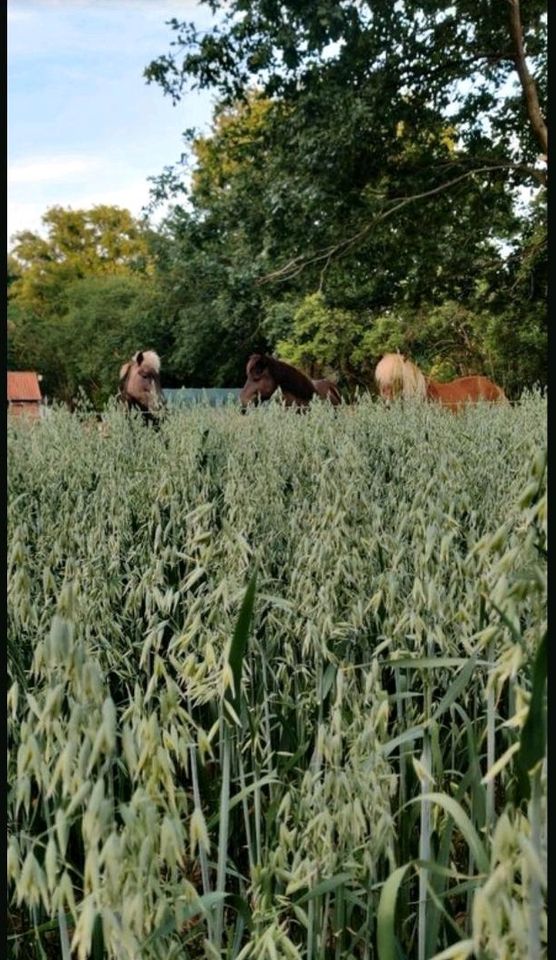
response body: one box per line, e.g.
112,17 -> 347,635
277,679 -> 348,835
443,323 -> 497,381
8,274 -> 168,405
9,205 -> 154,317
8,206 -> 166,404
146,205 -> 269,387
146,1 -> 547,195
276,293 -> 372,386
144,1 -> 546,391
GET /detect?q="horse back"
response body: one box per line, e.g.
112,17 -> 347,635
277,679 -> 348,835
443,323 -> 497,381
427,375 -> 507,408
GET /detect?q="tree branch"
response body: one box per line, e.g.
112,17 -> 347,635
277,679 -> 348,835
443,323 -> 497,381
258,164 -> 543,285
401,50 -> 517,87
507,0 -> 547,156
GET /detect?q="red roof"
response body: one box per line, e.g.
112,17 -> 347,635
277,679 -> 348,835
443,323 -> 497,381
7,371 -> 43,402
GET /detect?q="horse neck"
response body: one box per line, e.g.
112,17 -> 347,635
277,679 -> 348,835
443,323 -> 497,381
123,393 -> 149,413
268,357 -> 316,400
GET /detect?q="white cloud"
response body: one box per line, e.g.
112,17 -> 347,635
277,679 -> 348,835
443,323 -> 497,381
9,155 -> 102,185
7,1 -> 214,248
60,180 -> 155,217
8,200 -> 50,243
7,174 -> 174,247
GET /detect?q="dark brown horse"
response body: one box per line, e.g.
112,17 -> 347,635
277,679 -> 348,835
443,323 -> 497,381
375,353 -> 508,411
118,350 -> 166,425
239,354 -> 341,409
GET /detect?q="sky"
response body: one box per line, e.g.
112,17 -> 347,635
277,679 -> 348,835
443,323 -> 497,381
7,0 -> 220,250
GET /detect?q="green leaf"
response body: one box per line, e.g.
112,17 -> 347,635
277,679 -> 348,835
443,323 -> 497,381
322,662 -> 337,699
377,864 -> 412,960
206,771 -> 278,829
381,725 -> 425,757
515,631 -> 547,802
431,656 -> 478,723
226,893 -> 253,930
91,912 -> 104,960
142,907 -> 176,946
385,657 -> 486,669
227,572 -> 257,713
144,893 -> 227,946
410,793 -> 489,874
294,872 -> 353,904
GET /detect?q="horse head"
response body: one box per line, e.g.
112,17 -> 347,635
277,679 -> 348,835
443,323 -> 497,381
239,354 -> 277,408
119,350 -> 165,414
374,353 -> 427,403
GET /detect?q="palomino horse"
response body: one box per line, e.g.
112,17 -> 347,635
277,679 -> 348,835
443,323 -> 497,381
374,353 -> 508,411
239,354 -> 341,409
118,350 -> 166,425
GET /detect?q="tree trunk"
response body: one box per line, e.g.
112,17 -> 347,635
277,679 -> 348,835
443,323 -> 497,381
508,0 -> 548,158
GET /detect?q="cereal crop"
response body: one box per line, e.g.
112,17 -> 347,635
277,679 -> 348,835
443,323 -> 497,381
7,393 -> 547,960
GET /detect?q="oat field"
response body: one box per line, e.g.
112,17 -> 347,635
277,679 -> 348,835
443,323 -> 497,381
7,393 -> 547,960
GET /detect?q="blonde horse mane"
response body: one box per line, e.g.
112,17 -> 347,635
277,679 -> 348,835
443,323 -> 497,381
133,350 -> 161,373
119,350 -> 161,382
375,353 -> 427,400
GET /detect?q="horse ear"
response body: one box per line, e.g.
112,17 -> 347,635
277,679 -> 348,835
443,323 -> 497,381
136,351 -> 144,365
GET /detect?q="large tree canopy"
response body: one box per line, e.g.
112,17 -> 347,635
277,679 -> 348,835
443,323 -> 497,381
146,0 -> 547,193
143,1 -> 546,393
9,205 -> 154,316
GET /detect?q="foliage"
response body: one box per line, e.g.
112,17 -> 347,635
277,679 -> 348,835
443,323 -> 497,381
146,1 -> 547,228
276,293 -> 371,386
142,1 -> 546,390
146,191 -> 270,388
10,205 -> 154,313
6,3 -> 547,399
7,207 -> 169,404
8,396 -> 546,959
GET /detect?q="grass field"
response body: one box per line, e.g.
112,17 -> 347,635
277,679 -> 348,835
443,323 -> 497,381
7,393 -> 547,960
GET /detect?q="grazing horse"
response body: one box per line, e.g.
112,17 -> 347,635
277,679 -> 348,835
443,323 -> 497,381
239,354 -> 341,409
374,353 -> 427,402
374,353 -> 508,411
118,350 -> 166,425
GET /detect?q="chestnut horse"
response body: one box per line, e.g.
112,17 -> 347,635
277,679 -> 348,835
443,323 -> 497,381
239,354 -> 341,409
118,350 -> 166,425
375,353 -> 508,411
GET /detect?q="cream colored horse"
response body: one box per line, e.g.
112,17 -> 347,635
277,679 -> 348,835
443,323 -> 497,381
374,353 -> 508,410
118,350 -> 165,422
374,353 -> 427,402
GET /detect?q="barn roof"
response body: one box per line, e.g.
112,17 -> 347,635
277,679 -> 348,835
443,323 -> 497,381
7,371 -> 43,402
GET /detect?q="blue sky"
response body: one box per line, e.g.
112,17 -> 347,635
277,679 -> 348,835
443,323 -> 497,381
8,0 -> 219,250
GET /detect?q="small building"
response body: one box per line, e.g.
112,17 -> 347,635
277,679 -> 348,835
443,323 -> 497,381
7,371 -> 44,419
